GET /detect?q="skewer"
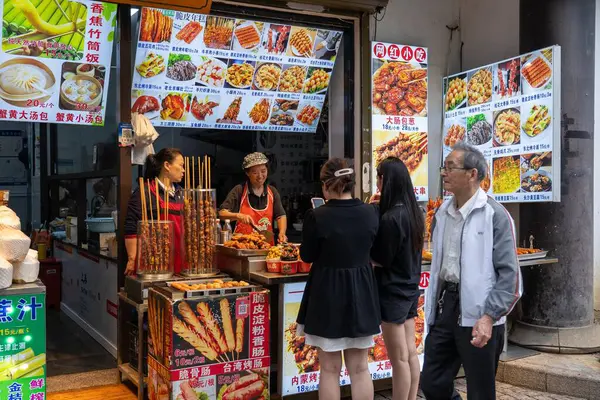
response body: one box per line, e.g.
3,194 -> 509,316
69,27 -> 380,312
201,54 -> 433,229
147,180 -> 154,271
192,157 -> 196,190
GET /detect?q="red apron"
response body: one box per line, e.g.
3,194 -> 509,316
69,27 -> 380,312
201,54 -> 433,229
149,182 -> 184,274
234,184 -> 274,243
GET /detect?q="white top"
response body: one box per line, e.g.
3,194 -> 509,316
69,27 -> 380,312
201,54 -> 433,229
439,190 -> 480,283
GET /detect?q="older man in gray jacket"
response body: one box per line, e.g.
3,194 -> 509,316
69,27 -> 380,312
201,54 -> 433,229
421,142 -> 522,400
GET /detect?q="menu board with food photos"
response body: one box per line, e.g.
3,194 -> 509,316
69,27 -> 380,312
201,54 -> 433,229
442,46 -> 561,203
132,8 -> 343,133
371,42 -> 429,201
0,0 -> 117,126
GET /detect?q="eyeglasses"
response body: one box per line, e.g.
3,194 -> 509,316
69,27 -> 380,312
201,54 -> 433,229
439,167 -> 471,173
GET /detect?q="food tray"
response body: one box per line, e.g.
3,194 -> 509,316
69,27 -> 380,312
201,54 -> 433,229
216,244 -> 269,257
518,250 -> 548,261
166,279 -> 262,299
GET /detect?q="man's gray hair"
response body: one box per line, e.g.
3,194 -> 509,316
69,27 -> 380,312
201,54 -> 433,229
452,141 -> 487,181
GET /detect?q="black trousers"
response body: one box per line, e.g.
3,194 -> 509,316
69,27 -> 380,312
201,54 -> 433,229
421,288 -> 504,400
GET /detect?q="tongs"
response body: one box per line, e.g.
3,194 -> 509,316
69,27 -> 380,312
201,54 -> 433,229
250,222 -> 274,243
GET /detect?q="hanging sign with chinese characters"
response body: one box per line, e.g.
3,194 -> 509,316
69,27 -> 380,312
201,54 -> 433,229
0,0 -> 117,126
280,274 -> 428,396
131,8 -> 343,133
442,46 -> 561,203
371,42 -> 429,201
0,292 -> 46,400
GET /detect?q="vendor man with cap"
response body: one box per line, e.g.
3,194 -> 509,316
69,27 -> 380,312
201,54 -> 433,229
219,152 -> 287,243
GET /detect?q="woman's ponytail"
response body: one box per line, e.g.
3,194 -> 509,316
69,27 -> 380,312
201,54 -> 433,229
143,148 -> 183,182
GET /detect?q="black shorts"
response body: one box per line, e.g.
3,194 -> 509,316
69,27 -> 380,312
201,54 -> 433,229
380,291 -> 420,324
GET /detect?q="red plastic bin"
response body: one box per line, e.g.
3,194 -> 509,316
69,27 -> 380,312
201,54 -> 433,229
39,258 -> 62,309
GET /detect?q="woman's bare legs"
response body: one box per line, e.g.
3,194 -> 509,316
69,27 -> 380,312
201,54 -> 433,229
318,349 -> 342,400
382,321 -> 411,400
343,348 -> 373,400
403,318 -> 420,400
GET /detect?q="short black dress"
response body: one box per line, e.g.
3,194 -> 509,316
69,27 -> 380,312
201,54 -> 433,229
296,199 -> 381,351
371,204 -> 422,324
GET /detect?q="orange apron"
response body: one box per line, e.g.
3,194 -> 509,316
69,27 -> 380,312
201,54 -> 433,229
234,183 -> 274,243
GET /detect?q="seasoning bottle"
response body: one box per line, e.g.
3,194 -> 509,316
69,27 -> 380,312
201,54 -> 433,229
221,219 -> 232,243
215,219 -> 222,244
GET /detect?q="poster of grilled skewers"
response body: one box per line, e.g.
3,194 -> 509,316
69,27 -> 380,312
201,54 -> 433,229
371,42 -> 429,201
443,46 -> 561,203
0,0 -> 116,126
280,277 -> 429,396
149,288 -> 271,400
132,7 -> 342,133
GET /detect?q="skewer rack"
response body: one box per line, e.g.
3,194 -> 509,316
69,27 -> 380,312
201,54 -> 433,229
162,279 -> 262,300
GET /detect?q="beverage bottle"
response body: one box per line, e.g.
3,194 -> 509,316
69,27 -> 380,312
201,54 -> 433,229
221,219 -> 232,243
215,219 -> 222,244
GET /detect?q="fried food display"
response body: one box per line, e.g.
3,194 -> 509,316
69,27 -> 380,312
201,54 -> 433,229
445,77 -> 466,111
190,96 -> 218,121
444,124 -> 465,147
160,94 -> 187,120
217,97 -> 242,124
279,66 -> 306,93
374,132 -> 428,173
303,69 -> 330,94
425,198 -> 443,243
522,56 -> 551,88
264,24 -> 290,54
219,372 -> 267,400
204,17 -> 234,49
234,24 -> 261,50
270,113 -> 294,126
373,62 -> 427,116
522,173 -> 551,192
273,99 -> 298,112
132,95 -> 159,114
224,233 -> 271,250
254,63 -> 281,91
467,68 -> 492,105
522,105 -> 551,137
176,21 -> 203,44
494,109 -> 520,145
248,99 -> 270,124
140,9 -> 173,43
296,105 -> 320,125
286,322 -> 319,373
289,29 -> 313,57
493,156 -> 520,194
517,247 -> 542,255
170,280 -> 250,291
227,62 -> 254,88
136,52 -> 165,78
497,59 -> 520,98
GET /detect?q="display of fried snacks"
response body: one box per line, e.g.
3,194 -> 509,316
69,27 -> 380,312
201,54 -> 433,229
267,245 -> 283,259
445,77 -> 466,111
373,62 -> 427,116
235,24 -> 261,49
160,94 -> 187,120
254,63 -> 281,91
444,124 -> 465,147
493,156 -> 520,194
522,105 -> 551,137
522,56 -> 551,88
494,109 -> 520,145
136,52 -> 165,78
425,198 -> 443,243
249,98 -> 270,124
171,280 -> 250,291
140,8 -> 173,43
286,322 -> 320,373
279,66 -> 306,93
217,97 -> 243,124
467,68 -> 492,106
374,132 -> 428,173
303,69 -> 330,93
296,105 -> 320,125
224,233 -> 271,250
290,29 -> 313,56
274,99 -> 299,112
204,17 -> 234,49
176,21 -> 203,44
517,247 -> 542,255
226,62 -> 254,87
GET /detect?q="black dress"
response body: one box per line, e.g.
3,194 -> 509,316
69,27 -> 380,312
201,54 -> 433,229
296,199 -> 381,344
371,204 -> 422,324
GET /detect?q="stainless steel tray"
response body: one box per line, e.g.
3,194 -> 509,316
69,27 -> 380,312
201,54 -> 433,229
518,250 -> 548,261
166,279 -> 261,299
216,244 -> 269,257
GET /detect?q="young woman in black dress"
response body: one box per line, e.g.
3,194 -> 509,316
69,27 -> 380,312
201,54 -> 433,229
296,158 -> 381,400
371,157 -> 424,400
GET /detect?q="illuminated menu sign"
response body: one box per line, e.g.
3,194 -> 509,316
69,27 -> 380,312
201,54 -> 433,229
0,0 -> 117,126
132,8 -> 343,133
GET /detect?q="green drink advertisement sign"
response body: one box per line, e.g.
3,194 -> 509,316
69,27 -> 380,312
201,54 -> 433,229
0,293 -> 46,400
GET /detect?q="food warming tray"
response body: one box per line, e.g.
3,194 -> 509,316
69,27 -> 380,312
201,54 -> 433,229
216,244 -> 269,257
165,279 -> 262,299
518,250 -> 548,261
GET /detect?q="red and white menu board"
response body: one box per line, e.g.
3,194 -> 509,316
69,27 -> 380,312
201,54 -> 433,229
132,8 -> 343,133
280,273 -> 429,396
442,46 -> 561,203
371,42 -> 429,201
0,0 -> 116,126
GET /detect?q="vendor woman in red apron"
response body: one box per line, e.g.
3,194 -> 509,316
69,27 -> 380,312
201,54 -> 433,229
124,148 -> 185,275
219,152 -> 287,244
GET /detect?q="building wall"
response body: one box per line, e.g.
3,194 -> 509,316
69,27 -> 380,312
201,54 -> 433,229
594,0 -> 600,311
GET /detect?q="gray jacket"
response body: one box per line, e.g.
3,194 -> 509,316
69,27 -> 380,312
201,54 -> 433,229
425,189 -> 522,327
